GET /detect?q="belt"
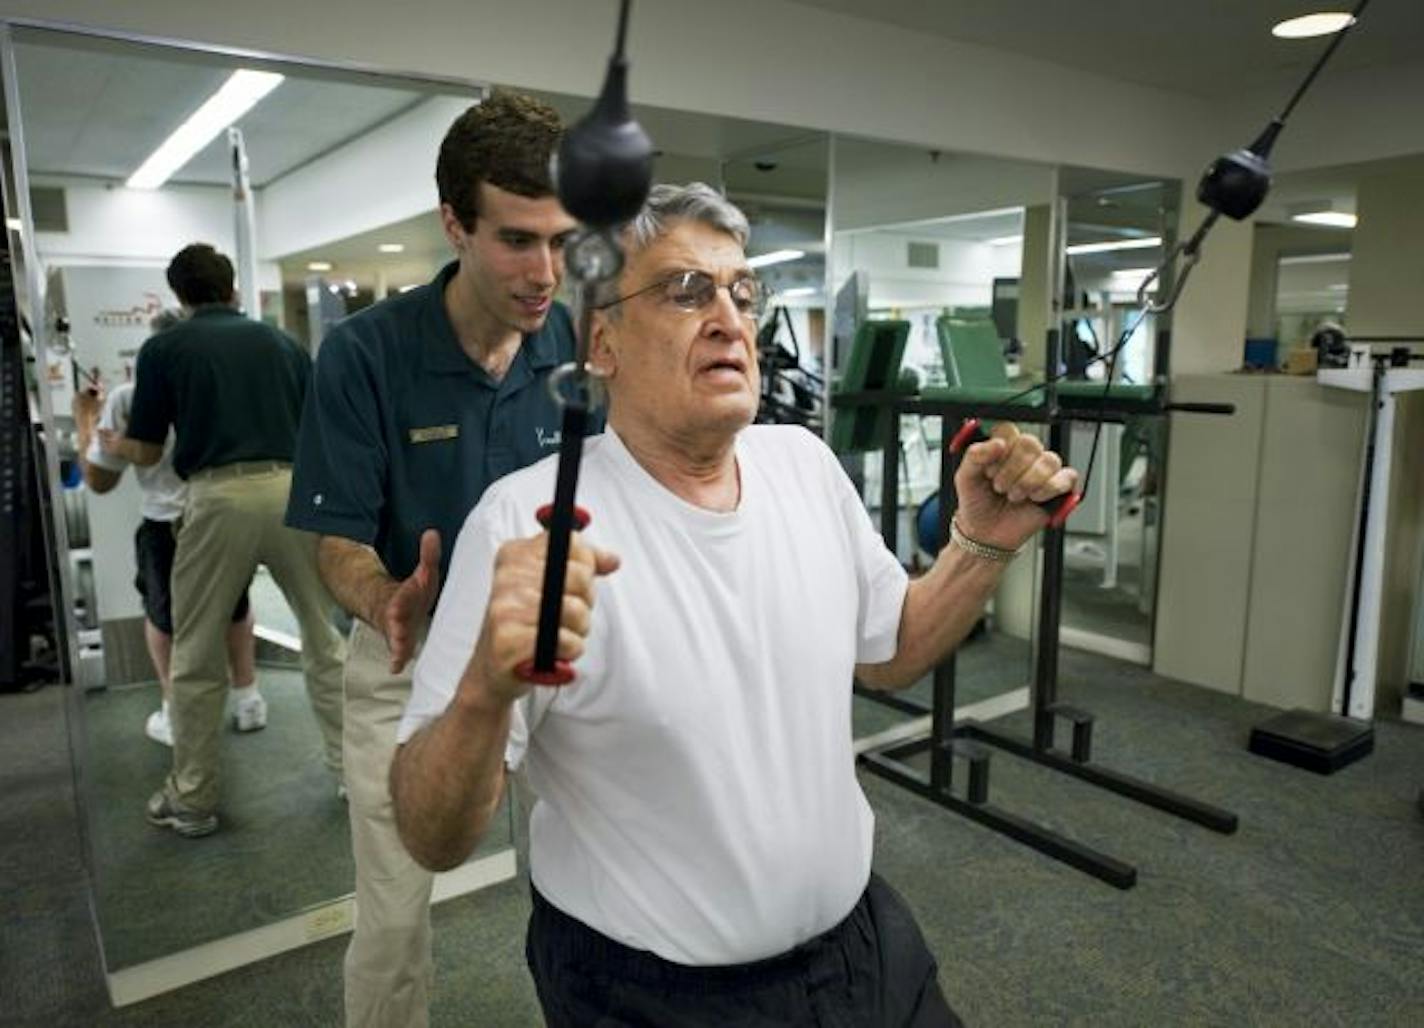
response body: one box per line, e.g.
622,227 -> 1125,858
189,460 -> 291,481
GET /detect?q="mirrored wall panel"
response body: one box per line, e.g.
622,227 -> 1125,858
1055,169 -> 1181,663
7,25 -> 513,977
828,136 -> 1058,734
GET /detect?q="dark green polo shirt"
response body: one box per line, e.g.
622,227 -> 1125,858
285,261 -> 598,583
127,305 -> 310,478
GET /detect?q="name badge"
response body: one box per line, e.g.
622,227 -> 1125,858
409,424 -> 459,444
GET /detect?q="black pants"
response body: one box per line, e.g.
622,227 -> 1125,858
134,518 -> 249,635
526,873 -> 963,1027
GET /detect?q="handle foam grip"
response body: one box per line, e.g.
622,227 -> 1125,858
514,659 -> 576,686
535,504 -> 591,531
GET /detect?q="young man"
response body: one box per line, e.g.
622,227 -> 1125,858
75,352 -> 264,746
112,244 -> 345,839
392,184 -> 1079,1027
286,90 -> 591,1028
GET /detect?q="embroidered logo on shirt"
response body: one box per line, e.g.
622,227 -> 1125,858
409,425 -> 459,444
536,427 -> 561,448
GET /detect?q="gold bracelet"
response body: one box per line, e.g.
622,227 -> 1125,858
949,516 -> 1021,563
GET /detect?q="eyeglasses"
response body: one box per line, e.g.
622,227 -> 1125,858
594,269 -> 766,320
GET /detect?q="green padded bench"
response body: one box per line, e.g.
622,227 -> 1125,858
828,319 -> 912,454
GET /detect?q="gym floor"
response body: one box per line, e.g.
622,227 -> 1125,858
7,645 -> 1423,1026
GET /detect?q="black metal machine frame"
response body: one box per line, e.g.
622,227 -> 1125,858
836,333 -> 1239,889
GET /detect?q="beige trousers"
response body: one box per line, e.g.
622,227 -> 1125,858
165,464 -> 345,812
343,619 -> 433,1028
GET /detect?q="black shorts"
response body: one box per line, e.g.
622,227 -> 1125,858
133,518 -> 250,636
526,872 -> 962,1027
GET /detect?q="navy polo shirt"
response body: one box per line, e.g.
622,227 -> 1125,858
128,306 -> 310,478
285,261 -> 599,583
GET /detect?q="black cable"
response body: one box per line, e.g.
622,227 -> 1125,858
613,0 -> 632,60
1278,0 -> 1371,123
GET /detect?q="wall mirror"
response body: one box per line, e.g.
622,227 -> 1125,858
1,22 -> 517,1004
827,135 -> 1062,739
1054,169 -> 1181,666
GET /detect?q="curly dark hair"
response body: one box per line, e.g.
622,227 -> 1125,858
436,90 -> 563,231
166,243 -> 235,306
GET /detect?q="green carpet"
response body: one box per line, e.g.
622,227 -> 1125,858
9,648 -> 1424,1026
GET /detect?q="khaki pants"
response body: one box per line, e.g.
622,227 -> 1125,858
343,620 -> 433,1028
165,464 -> 345,812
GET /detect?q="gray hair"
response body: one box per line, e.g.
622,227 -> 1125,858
149,307 -> 185,333
625,182 -> 750,255
595,183 -> 751,314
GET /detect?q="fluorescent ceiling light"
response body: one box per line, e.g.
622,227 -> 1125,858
1066,236 -> 1161,256
1279,252 -> 1350,265
1272,13 -> 1356,39
378,243 -> 405,254
1292,211 -> 1357,228
747,249 -> 804,269
778,287 -> 817,298
307,261 -> 333,272
986,235 -> 1023,247
126,69 -> 284,190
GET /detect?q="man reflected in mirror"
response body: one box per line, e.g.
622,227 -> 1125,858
106,243 -> 346,839
285,90 -> 593,1028
78,308 -> 264,748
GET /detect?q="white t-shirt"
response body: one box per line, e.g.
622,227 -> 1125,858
400,424 -> 909,965
85,382 -> 187,522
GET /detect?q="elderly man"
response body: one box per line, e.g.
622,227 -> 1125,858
391,183 -> 1076,1026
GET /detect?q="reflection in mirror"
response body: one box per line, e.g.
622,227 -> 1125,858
828,137 -> 1057,738
1055,170 -> 1180,664
8,26 -> 515,994
1250,164 -> 1356,367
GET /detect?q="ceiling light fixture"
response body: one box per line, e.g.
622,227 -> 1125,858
778,287 -> 817,298
1272,13 -> 1357,39
307,261 -> 333,272
1279,252 -> 1351,265
378,243 -> 405,254
1292,211 -> 1358,228
747,249 -> 804,269
126,69 -> 284,190
1065,236 -> 1162,256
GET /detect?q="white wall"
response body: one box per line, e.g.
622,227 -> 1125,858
1,0 -> 1216,178
1164,193 -> 1256,376
834,230 -> 1020,312
257,96 -> 470,259
34,177 -> 235,264
833,144 -> 1054,232
1243,60 -> 1424,175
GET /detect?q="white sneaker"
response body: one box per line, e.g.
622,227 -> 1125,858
232,692 -> 268,732
145,708 -> 173,747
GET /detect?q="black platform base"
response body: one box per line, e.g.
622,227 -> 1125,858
1248,708 -> 1374,775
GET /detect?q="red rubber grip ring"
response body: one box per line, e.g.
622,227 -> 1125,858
514,659 -> 576,686
1046,491 -> 1083,528
535,503 -> 591,530
948,418 -> 984,454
